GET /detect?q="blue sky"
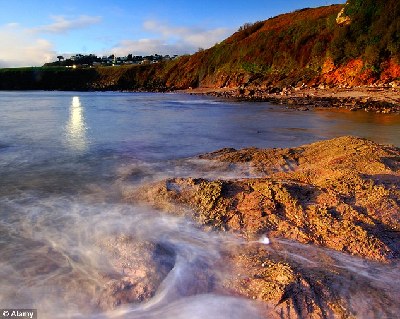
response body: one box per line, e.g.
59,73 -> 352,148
0,0 -> 345,67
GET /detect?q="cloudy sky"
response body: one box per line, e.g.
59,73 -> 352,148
0,0 -> 345,67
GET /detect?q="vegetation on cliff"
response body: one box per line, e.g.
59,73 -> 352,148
167,5 -> 343,88
168,0 -> 400,88
332,0 -> 400,66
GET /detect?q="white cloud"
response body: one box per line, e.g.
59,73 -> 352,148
112,20 -> 233,56
0,23 -> 55,67
0,17 -> 232,67
112,39 -> 187,57
143,20 -> 231,48
0,14 -> 102,67
33,15 -> 102,34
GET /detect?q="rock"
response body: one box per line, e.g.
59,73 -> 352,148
124,136 -> 400,318
390,81 -> 400,88
95,236 -> 176,310
298,106 -> 309,111
336,7 -> 351,26
131,137 -> 400,262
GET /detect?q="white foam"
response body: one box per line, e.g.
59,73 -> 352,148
258,235 -> 270,245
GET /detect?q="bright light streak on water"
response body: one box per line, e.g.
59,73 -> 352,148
65,96 -> 88,152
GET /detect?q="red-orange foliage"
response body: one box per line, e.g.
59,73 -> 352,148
380,59 -> 400,82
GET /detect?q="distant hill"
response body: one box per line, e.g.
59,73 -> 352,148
1,0 -> 399,91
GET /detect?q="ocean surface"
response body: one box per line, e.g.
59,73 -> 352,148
0,91 -> 399,318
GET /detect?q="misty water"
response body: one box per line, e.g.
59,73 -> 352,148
0,91 -> 399,318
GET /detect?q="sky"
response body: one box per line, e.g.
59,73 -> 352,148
0,0 -> 345,67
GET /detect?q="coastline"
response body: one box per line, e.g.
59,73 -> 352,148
182,86 -> 400,114
1,67 -> 399,114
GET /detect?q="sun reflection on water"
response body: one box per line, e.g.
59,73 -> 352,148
66,96 -> 88,152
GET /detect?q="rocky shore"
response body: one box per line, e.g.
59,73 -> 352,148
185,86 -> 400,114
120,136 -> 400,318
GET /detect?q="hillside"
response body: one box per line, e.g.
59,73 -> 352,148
164,0 -> 400,89
0,0 -> 399,91
165,5 -> 344,89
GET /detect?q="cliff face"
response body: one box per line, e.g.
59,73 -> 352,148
0,1 -> 399,91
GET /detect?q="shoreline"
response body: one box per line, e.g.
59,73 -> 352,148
1,83 -> 399,114
181,86 -> 400,114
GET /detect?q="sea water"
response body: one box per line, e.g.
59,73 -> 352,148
0,91 -> 399,318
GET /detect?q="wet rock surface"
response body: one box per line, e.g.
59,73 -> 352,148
132,136 -> 400,261
219,242 -> 400,319
96,236 -> 176,310
127,136 -> 400,318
